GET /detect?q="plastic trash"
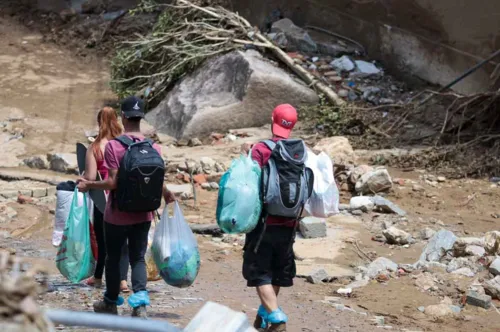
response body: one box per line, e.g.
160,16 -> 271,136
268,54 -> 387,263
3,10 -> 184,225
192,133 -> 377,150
128,290 -> 150,309
53,181 -> 93,247
304,151 -> 339,218
145,220 -> 161,281
216,155 -> 262,234
152,202 -> 200,288
55,188 -> 95,283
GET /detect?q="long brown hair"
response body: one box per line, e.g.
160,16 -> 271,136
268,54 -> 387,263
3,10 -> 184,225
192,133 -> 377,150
93,107 -> 122,160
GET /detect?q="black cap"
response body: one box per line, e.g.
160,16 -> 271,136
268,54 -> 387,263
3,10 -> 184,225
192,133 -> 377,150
121,96 -> 145,119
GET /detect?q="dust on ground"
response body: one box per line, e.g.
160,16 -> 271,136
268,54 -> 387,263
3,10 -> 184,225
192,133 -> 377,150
1,13 -> 500,332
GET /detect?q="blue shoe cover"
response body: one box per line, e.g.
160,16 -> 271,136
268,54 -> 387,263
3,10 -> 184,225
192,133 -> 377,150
267,308 -> 288,324
257,305 -> 269,328
127,291 -> 150,308
104,295 -> 124,306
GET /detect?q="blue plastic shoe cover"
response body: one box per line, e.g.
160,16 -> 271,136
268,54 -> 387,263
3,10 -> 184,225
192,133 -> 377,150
267,308 -> 288,324
127,291 -> 151,308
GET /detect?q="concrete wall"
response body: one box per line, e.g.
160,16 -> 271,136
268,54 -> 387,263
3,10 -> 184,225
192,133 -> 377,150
230,0 -> 500,94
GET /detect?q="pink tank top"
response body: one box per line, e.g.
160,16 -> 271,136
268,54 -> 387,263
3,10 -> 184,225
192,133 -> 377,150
96,158 -> 108,180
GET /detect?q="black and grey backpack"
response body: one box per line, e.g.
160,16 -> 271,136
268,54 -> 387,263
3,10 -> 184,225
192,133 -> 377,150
261,139 -> 314,219
113,135 -> 165,213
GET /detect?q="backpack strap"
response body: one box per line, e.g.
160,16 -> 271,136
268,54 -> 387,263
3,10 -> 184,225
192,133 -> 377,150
262,140 -> 276,151
114,135 -> 135,147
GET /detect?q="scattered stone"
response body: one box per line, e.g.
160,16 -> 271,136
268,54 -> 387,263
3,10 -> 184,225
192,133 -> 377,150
483,276 -> 500,300
352,60 -> 381,78
437,176 -> 446,182
47,153 -> 78,174
452,267 -> 475,277
379,98 -> 395,105
338,204 -> 350,211
423,304 -> 454,317
180,191 -> 194,200
465,245 -> 486,257
271,19 -> 317,53
0,205 -> 17,223
306,269 -> 329,284
337,89 -> 349,98
349,196 -> 374,212
330,55 -> 355,72
345,279 -> 369,289
383,227 -> 413,245
370,196 -> 406,216
355,169 -> 392,194
188,138 -> 203,147
31,188 -> 47,198
23,155 -> 48,169
209,182 -> 219,190
350,210 -> 363,216
336,288 -> 352,296
417,306 -> 425,313
201,183 -> 211,190
349,165 -> 373,184
400,264 -> 416,273
419,230 -> 457,263
313,136 -> 355,166
484,231 -> 500,255
412,184 -> 424,192
415,272 -> 437,291
466,291 -> 491,309
146,50 -> 318,139
0,191 -> 17,199
366,257 -> 398,279
447,257 -> 476,273
299,217 -> 327,239
453,237 -> 485,257
489,258 -> 500,276
420,228 -> 436,240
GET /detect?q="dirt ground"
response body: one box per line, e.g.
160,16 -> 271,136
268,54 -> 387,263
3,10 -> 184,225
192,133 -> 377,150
1,14 -> 500,332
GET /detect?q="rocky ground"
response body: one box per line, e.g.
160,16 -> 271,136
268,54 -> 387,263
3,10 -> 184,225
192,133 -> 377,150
2,10 -> 500,332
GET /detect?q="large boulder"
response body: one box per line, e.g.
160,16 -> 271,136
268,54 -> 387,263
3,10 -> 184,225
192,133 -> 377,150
47,153 -> 78,174
146,50 -> 318,139
270,19 -> 317,53
312,136 -> 355,166
355,169 -> 392,194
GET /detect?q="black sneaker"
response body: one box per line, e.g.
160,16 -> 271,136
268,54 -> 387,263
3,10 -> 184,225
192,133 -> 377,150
253,314 -> 267,332
132,305 -> 148,319
93,300 -> 118,315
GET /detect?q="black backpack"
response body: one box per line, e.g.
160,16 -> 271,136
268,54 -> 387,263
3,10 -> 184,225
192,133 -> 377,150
113,135 -> 165,212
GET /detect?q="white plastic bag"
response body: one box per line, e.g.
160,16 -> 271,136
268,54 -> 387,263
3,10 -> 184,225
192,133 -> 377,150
152,202 -> 200,288
304,151 -> 339,218
53,187 -> 93,247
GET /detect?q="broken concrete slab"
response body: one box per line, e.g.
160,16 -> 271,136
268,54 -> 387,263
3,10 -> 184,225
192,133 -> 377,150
370,195 -> 406,216
366,257 -> 398,279
306,268 -> 330,284
299,217 -> 327,239
419,229 -> 457,263
32,188 -> 47,198
466,291 -> 491,309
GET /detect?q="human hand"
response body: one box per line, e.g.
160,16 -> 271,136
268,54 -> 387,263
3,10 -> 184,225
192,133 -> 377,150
77,178 -> 89,193
164,189 -> 176,204
241,142 -> 253,154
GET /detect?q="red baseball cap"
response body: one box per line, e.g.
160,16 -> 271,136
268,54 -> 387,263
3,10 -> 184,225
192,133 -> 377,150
272,104 -> 297,139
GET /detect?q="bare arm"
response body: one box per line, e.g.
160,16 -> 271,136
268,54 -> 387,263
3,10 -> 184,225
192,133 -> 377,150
83,145 -> 98,181
162,184 -> 176,204
78,169 -> 117,192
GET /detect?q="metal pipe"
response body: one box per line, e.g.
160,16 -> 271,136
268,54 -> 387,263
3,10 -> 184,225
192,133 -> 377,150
45,309 -> 182,332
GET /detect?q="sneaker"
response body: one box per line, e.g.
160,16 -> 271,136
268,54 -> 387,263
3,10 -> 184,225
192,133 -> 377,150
93,300 -> 118,315
253,314 -> 266,332
267,322 -> 287,332
132,305 -> 148,319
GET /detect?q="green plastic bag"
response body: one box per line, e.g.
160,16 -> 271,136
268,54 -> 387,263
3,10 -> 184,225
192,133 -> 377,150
216,155 -> 262,234
55,188 -> 94,283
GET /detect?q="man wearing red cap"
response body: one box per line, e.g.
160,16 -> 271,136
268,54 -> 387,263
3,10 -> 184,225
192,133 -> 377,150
242,104 -> 299,332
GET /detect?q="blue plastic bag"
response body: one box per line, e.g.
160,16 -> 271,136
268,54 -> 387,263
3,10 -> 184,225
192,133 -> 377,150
55,188 -> 95,283
152,202 -> 200,288
216,154 -> 262,234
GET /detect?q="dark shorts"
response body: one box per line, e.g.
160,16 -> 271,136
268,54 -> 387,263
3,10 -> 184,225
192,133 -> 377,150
242,225 -> 296,288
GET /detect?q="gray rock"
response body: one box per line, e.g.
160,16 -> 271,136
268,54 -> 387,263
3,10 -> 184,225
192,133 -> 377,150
366,257 -> 398,279
209,182 -> 220,190
485,231 -> 500,255
47,153 -> 78,174
0,191 -> 18,199
483,276 -> 500,300
423,304 -> 454,317
350,209 -> 363,216
0,205 -> 17,223
299,217 -> 327,239
338,203 -> 351,211
383,227 -> 413,245
414,272 -> 437,291
306,268 -> 329,284
355,169 -> 392,194
449,305 -> 462,314
419,230 -> 457,263
489,258 -> 500,276
451,267 -> 475,277
465,245 -> 486,257
201,183 -> 211,190
466,291 -> 491,309
146,50 -> 318,139
352,60 -> 381,78
31,188 -> 47,198
330,55 -> 355,72
188,138 -> 202,147
420,228 -> 436,240
447,257 -> 476,273
345,279 -> 369,289
23,155 -> 48,169
370,195 -> 406,216
270,19 -> 317,53
349,196 -> 374,212
337,89 -> 349,98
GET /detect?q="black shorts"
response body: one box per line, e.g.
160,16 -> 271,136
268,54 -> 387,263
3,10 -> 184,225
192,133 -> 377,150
242,225 -> 296,287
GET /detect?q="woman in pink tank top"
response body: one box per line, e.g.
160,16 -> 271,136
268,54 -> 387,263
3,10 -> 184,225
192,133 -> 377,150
83,107 -> 130,291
